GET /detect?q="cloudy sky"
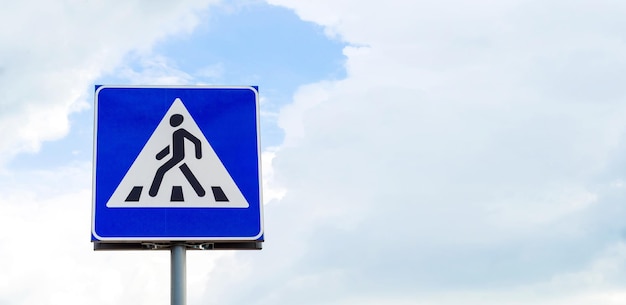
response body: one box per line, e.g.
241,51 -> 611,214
2,0 -> 626,304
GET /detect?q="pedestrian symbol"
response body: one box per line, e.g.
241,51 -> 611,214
106,98 -> 250,208
149,113 -> 205,198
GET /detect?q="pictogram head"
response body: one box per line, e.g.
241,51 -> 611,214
170,114 -> 184,127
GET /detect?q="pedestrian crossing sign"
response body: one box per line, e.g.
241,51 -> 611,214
92,86 -> 263,244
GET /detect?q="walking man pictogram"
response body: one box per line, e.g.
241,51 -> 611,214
149,113 -> 206,198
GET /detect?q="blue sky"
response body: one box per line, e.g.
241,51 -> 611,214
4,1 -> 626,305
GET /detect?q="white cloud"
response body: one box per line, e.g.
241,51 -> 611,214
0,162 -> 232,304
261,148 -> 287,204
115,54 -> 194,85
0,164 -> 123,302
198,0 -> 626,304
0,0 -> 219,165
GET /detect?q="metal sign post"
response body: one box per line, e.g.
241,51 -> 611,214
171,244 -> 187,305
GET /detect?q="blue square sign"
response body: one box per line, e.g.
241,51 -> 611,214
92,86 -> 263,244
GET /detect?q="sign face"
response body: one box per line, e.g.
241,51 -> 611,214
92,86 -> 263,242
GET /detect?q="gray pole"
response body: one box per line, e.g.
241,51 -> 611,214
171,243 -> 187,305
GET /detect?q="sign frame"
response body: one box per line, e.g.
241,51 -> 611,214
91,85 -> 263,249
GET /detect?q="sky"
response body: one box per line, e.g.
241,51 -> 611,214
2,0 -> 626,304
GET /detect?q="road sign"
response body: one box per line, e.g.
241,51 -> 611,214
92,86 -> 263,246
